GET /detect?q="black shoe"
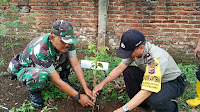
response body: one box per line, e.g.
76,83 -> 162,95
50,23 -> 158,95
29,90 -> 44,109
60,70 -> 79,91
171,100 -> 178,112
9,73 -> 17,80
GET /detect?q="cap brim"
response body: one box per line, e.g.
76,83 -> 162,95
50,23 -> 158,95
116,47 -> 135,59
61,37 -> 78,44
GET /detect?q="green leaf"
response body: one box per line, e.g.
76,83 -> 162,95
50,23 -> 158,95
97,62 -> 103,68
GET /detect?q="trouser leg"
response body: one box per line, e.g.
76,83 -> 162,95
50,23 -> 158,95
147,76 -> 185,112
17,67 -> 51,91
123,66 -> 149,109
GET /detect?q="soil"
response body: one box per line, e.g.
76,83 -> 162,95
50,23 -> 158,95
0,37 -> 145,112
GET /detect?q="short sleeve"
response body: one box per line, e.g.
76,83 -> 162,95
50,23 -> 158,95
121,58 -> 134,65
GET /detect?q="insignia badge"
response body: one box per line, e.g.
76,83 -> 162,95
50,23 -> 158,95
121,42 -> 125,48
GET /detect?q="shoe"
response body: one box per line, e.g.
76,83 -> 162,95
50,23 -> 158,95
9,73 -> 17,80
60,70 -> 79,91
186,80 -> 200,107
29,90 -> 44,109
171,100 -> 178,112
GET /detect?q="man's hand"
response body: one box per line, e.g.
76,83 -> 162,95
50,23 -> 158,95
84,87 -> 94,100
194,47 -> 200,59
113,107 -> 124,112
78,94 -> 95,107
93,83 -> 104,98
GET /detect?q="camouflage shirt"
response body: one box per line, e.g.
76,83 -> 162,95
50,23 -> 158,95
10,33 -> 76,74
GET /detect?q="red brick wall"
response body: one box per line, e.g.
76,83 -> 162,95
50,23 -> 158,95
1,0 -> 200,63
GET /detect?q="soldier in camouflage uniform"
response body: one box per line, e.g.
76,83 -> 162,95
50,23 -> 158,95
7,20 -> 95,109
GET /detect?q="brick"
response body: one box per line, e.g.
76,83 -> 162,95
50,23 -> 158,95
194,25 -> 200,28
114,3 -> 124,6
57,11 -> 66,14
191,12 -> 200,15
32,6 -> 42,10
182,16 -> 194,20
183,0 -> 196,1
79,3 -> 89,6
173,38 -> 185,41
149,29 -> 161,32
169,16 -> 181,20
161,29 -> 174,32
186,37 -> 199,41
177,12 -> 189,15
130,24 -> 142,27
83,15 -> 93,18
53,7 -> 62,10
191,34 -> 200,37
187,30 -> 199,33
108,6 -> 118,10
163,20 -> 175,23
178,34 -> 190,37
72,15 -> 82,18
38,3 -> 47,6
150,20 -> 162,23
119,15 -> 131,19
174,29 -> 186,32
184,7 -> 196,11
168,24 -> 180,28
126,19 -> 136,23
125,11 -> 136,15
120,7 -> 131,11
144,16 -> 156,19
84,7 -> 94,11
181,25 -> 193,28
176,21 -> 188,24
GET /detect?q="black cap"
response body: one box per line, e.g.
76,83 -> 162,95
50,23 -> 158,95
116,29 -> 145,59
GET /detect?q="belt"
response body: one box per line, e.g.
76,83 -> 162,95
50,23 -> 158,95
177,73 -> 187,87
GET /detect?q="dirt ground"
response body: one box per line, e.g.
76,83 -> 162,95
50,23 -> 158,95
0,37 -> 145,112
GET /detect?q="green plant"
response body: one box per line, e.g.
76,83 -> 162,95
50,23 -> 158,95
42,82 -> 68,105
0,0 -> 37,56
9,102 -> 35,112
0,55 -> 5,66
0,71 -> 8,76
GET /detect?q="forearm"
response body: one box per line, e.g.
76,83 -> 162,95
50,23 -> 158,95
51,71 -> 78,97
196,37 -> 200,48
126,90 -> 152,111
74,65 -> 88,90
101,62 -> 127,86
53,79 -> 78,97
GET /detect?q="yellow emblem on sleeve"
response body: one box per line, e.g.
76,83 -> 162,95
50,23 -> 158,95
141,58 -> 161,93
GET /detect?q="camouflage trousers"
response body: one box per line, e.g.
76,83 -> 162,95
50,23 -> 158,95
17,67 -> 51,91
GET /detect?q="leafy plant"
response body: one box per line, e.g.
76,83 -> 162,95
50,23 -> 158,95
0,0 -> 37,56
9,102 -> 35,112
0,55 -> 5,66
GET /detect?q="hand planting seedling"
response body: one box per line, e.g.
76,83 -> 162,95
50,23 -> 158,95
81,42 -> 109,111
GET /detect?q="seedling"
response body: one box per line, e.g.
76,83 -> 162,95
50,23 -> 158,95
81,42 -> 109,111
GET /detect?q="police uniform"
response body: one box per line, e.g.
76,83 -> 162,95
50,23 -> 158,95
122,42 -> 186,112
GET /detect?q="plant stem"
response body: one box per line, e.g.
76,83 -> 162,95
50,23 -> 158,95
92,59 -> 98,112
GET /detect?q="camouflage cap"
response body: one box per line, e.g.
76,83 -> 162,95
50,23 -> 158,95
51,20 -> 78,44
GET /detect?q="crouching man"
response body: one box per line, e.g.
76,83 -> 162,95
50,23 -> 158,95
93,30 -> 187,112
8,20 -> 94,109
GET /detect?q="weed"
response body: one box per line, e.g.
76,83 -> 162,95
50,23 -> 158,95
0,55 -> 5,66
9,102 -> 35,112
0,72 -> 8,76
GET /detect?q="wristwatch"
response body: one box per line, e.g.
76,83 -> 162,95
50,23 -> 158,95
74,93 -> 80,100
123,105 -> 129,112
